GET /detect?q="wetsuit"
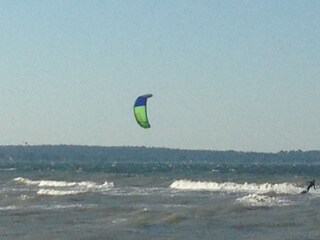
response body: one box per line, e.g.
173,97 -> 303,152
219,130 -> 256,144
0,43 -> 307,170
306,180 -> 316,192
301,180 -> 316,194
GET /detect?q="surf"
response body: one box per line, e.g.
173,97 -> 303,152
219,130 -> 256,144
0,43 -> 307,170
235,193 -> 293,207
13,177 -> 114,196
170,179 -> 304,195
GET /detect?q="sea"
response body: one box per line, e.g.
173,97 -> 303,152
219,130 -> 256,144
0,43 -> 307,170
1,159 -> 320,239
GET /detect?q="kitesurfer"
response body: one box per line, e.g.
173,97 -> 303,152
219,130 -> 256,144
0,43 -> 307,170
306,179 -> 316,192
301,179 -> 316,194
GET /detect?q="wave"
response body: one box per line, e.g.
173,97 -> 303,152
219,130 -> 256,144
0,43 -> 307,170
37,189 -> 88,196
0,203 -> 97,211
170,179 -> 304,195
0,206 -> 17,211
0,168 -> 16,171
236,194 -> 293,207
13,177 -> 114,196
18,194 -> 34,200
14,177 -> 112,188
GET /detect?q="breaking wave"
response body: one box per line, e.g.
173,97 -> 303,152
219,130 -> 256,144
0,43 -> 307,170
13,177 -> 113,196
37,189 -> 88,196
170,179 -> 304,195
0,168 -> 16,171
236,194 -> 293,207
0,203 -> 97,211
13,177 -> 112,188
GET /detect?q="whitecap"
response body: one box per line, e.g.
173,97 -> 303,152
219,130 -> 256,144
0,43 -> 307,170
37,189 -> 87,196
18,194 -> 33,200
13,177 -> 114,196
0,206 -> 17,211
236,193 -> 293,207
112,218 -> 128,224
170,179 -> 304,195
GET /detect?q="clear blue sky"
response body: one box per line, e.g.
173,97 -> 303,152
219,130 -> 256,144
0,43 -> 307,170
1,0 -> 319,152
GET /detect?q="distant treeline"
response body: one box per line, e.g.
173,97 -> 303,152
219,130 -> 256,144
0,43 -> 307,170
0,145 -> 319,165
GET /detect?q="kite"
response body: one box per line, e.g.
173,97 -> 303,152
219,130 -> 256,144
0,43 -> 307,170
133,94 -> 153,128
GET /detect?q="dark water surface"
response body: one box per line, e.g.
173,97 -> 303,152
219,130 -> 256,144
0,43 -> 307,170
0,162 -> 320,239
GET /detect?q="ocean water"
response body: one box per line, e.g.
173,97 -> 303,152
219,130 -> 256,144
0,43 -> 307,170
0,162 -> 320,240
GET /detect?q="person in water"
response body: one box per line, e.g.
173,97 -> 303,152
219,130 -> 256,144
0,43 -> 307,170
306,179 -> 316,192
301,179 -> 316,194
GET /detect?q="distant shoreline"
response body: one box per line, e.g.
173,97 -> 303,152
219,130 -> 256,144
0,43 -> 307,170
0,145 -> 319,165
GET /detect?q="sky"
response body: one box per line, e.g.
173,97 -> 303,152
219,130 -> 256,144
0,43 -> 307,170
0,0 -> 320,152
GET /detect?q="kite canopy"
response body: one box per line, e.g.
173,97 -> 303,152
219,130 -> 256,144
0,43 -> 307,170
133,94 -> 153,128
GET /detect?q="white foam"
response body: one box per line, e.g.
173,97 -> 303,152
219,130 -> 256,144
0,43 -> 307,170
236,194 -> 293,207
37,189 -> 87,196
0,168 -> 16,171
14,177 -> 38,185
0,206 -> 17,211
18,194 -> 33,200
14,177 -> 113,188
0,203 -> 97,211
13,177 -> 114,196
105,187 -> 169,197
170,179 -> 303,195
112,218 -> 128,224
42,203 -> 97,210
39,204 -> 86,210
